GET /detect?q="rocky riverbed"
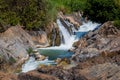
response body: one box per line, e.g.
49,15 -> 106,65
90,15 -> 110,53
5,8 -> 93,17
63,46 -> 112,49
0,12 -> 120,80
17,21 -> 120,80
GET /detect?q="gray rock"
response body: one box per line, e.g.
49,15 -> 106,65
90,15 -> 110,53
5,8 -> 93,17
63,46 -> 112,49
79,63 -> 120,80
72,21 -> 120,62
0,26 -> 34,62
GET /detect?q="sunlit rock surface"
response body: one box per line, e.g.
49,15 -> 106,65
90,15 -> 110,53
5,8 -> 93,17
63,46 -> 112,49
0,26 -> 34,62
72,21 -> 120,62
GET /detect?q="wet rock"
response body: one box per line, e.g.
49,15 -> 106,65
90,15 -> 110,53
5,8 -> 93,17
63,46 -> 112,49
55,58 -> 62,64
72,21 -> 120,62
34,52 -> 46,61
65,16 -> 80,27
46,22 -> 61,46
73,38 -> 87,49
36,55 -> 46,61
60,18 -> 73,35
55,27 -> 61,46
58,11 -> 83,30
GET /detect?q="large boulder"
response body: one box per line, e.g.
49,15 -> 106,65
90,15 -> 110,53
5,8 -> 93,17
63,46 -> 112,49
0,26 -> 34,63
28,31 -> 49,47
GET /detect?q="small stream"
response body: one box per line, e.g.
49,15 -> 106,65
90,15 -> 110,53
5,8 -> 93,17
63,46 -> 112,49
22,19 -> 100,72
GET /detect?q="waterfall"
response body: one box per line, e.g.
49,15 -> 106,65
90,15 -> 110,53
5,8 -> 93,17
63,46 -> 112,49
57,19 -> 75,49
56,19 -> 100,49
78,21 -> 100,32
35,19 -> 100,50
22,19 -> 101,72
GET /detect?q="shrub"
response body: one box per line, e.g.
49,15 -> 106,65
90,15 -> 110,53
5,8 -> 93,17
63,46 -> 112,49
9,57 -> 16,64
114,20 -> 120,28
0,0 -> 49,30
0,0 -> 88,32
65,0 -> 87,12
26,47 -> 33,55
84,0 -> 120,23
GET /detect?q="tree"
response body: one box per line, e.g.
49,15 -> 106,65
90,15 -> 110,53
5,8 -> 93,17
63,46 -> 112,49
84,0 -> 120,23
0,0 -> 49,31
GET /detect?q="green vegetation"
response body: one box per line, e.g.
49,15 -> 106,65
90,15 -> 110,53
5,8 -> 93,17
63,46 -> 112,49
114,20 -> 120,28
0,0 -> 49,31
65,0 -> 87,12
26,47 -> 34,55
84,0 -> 120,24
0,0 -> 87,32
48,0 -> 87,14
9,56 -> 16,63
0,0 -> 120,31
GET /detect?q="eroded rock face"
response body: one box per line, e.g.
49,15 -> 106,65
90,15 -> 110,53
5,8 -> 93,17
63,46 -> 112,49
72,21 -> 120,62
28,31 -> 49,47
45,22 -> 61,46
0,26 -> 35,62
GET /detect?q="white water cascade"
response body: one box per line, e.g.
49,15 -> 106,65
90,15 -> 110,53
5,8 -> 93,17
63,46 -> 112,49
56,19 -> 76,49
22,57 -> 55,72
22,19 -> 100,72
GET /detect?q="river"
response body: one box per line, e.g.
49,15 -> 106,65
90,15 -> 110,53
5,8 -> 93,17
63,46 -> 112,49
22,19 -> 100,72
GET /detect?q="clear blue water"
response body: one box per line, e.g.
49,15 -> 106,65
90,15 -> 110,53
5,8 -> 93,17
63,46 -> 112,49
38,49 -> 74,60
75,32 -> 87,39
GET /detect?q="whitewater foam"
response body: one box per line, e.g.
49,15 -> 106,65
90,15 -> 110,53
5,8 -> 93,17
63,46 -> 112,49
22,57 -> 55,72
22,19 -> 100,72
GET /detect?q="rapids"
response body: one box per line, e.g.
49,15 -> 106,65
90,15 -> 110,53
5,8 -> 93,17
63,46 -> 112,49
22,19 -> 100,72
